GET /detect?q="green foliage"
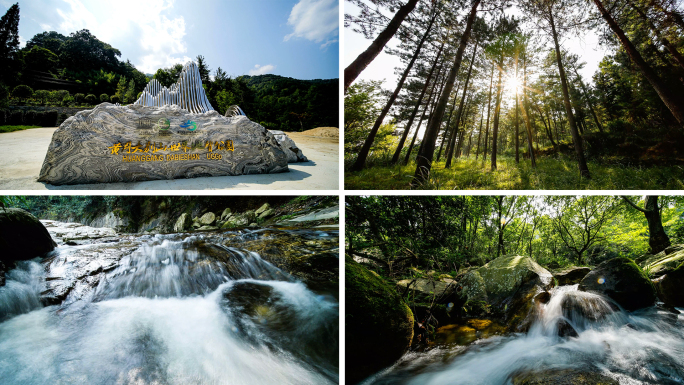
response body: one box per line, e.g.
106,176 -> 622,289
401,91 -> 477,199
99,93 -> 109,103
0,83 -> 8,108
62,94 -> 73,106
11,84 -> 33,101
114,76 -> 127,100
344,80 -> 384,149
22,45 -> 58,72
84,94 -> 96,105
0,3 -> 20,84
124,78 -> 136,103
110,95 -> 120,104
0,124 -> 40,133
33,89 -> 49,105
74,93 -> 84,104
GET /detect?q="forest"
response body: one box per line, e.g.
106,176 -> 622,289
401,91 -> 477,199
346,195 -> 684,384
344,0 -> 684,189
0,3 -> 338,131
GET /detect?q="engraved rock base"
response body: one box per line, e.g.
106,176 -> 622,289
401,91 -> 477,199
38,103 -> 290,185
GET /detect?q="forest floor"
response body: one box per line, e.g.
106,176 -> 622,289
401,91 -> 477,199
0,127 -> 339,190
345,154 -> 684,190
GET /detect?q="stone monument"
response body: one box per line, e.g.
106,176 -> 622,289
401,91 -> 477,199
37,62 -> 307,185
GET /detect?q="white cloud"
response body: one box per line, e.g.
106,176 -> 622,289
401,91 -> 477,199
50,0 -> 191,74
284,0 -> 338,48
249,64 -> 276,76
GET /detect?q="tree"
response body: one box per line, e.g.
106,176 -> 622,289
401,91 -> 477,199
621,196 -> 671,254
549,196 -> 618,264
344,0 -> 420,92
196,55 -> 210,84
0,3 -> 20,84
345,80 -> 384,150
100,93 -> 110,103
153,64 -> 183,87
22,46 -> 59,73
124,79 -> 136,103
33,89 -> 49,105
12,84 -> 33,102
115,76 -> 127,101
411,0 -> 482,187
0,83 -> 9,108
85,94 -> 97,105
591,0 -> 684,127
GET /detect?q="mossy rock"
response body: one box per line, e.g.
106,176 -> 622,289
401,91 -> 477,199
475,255 -> 553,324
0,208 -> 56,264
656,261 -> 684,307
395,278 -> 458,304
457,269 -> 489,317
512,369 -> 619,384
579,257 -> 655,311
553,266 -> 592,286
643,247 -> 684,278
346,256 -> 413,385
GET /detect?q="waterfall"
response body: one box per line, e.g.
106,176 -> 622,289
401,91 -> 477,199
367,285 -> 684,385
0,226 -> 338,385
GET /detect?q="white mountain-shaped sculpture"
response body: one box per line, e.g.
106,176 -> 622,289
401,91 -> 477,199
134,61 -> 214,113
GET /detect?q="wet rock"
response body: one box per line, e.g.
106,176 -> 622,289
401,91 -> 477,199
579,257 -> 656,311
255,203 -> 270,216
395,278 -> 458,304
554,266 -> 592,285
456,269 -> 489,316
220,208 -> 232,220
655,262 -> 684,307
258,208 -> 274,220
468,255 -> 554,327
0,261 -> 5,287
512,368 -> 619,384
0,208 -> 56,263
173,213 -> 191,232
198,212 -> 216,226
557,319 -> 579,338
535,291 -> 551,304
197,225 -> 219,231
346,256 -> 413,385
642,246 -> 684,278
42,220 -> 117,245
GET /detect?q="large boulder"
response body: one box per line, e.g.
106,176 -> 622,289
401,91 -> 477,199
220,208 -> 232,221
554,266 -> 592,286
270,130 -> 308,162
474,255 -> 554,325
642,246 -> 684,278
346,256 -> 413,385
395,278 -> 458,304
0,208 -> 57,264
579,257 -> 656,311
655,261 -> 684,307
198,212 -> 216,226
255,203 -> 270,215
173,213 -> 192,232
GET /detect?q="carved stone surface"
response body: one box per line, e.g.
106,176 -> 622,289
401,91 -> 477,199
38,103 -> 289,185
270,130 -> 308,162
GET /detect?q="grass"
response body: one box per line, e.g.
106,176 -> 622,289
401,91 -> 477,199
345,154 -> 684,190
0,125 -> 43,133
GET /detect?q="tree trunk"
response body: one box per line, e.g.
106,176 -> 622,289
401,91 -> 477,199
475,106 -> 485,160
483,63 -> 494,162
572,66 -> 604,132
491,53 -> 505,171
404,65 -> 444,165
344,0 -> 420,92
644,196 -> 671,254
437,93 -> 459,161
392,42 -> 445,164
446,41 -> 479,168
549,7 -> 591,178
351,13 -> 436,172
521,49 -> 536,167
411,0 -> 481,187
593,0 -> 684,127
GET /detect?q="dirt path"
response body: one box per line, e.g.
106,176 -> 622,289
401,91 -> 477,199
0,127 -> 339,190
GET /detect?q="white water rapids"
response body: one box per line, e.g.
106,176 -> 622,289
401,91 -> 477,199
366,285 -> 684,385
0,231 -> 338,385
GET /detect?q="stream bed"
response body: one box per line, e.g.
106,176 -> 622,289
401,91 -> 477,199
365,285 -> 684,385
0,221 -> 339,385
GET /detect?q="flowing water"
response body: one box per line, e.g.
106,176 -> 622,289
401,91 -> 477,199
0,223 -> 339,385
366,285 -> 684,385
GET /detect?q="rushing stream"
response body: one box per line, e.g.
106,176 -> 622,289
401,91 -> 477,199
366,285 -> 684,385
0,222 -> 339,385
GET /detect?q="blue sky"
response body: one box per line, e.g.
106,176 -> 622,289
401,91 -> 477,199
1,0 -> 339,79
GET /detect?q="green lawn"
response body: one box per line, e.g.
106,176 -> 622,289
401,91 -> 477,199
345,154 -> 684,190
0,125 -> 43,133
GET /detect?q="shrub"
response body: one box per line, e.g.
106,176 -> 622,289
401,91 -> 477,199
34,90 -> 50,105
42,110 -> 58,127
111,95 -> 120,104
47,90 -> 61,105
24,110 -> 37,125
57,113 -> 69,125
74,93 -> 84,104
35,111 -> 45,126
0,109 -> 6,125
100,93 -> 109,103
12,85 -> 34,102
85,94 -> 97,105
55,90 -> 69,101
62,95 -> 74,106
8,110 -> 23,125
0,84 -> 9,108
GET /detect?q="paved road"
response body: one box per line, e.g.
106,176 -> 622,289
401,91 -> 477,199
0,128 -> 339,190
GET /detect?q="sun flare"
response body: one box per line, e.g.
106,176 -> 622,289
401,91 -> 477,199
504,73 -> 523,98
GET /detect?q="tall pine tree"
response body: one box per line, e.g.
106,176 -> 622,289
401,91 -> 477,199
0,3 -> 20,85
